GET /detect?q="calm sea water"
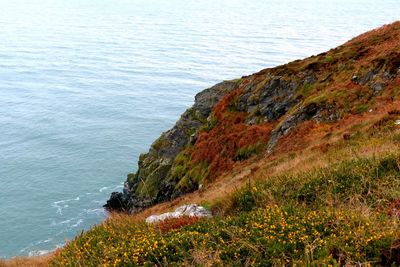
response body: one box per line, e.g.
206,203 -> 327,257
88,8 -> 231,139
0,0 -> 398,258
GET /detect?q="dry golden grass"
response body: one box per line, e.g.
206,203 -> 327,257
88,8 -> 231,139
3,103 -> 399,266
111,103 -> 400,222
3,21 -> 399,267
0,255 -> 51,267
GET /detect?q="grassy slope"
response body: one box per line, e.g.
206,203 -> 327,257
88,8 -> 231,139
50,152 -> 400,266
164,20 -> 400,196
0,256 -> 50,267
48,22 -> 400,266
3,22 -> 400,266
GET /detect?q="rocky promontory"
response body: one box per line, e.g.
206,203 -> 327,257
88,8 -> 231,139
50,22 -> 400,266
106,21 -> 400,214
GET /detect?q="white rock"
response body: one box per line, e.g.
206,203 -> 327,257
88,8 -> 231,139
145,204 -> 212,224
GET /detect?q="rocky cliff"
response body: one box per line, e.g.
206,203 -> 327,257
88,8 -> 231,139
105,21 -> 400,214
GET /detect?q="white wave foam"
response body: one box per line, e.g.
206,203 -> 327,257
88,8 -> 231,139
52,204 -> 63,215
53,196 -> 80,205
114,184 -> 123,190
19,238 -> 53,254
52,196 -> 81,215
28,249 -> 51,257
99,186 -> 109,192
85,208 -> 106,216
61,218 -> 73,224
91,199 -> 104,204
38,238 -> 52,244
71,219 -> 83,228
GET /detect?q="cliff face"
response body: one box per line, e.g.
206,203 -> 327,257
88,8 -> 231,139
105,80 -> 238,212
105,22 -> 400,213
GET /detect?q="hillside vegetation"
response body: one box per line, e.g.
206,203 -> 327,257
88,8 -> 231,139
107,21 -> 400,215
2,22 -> 399,266
51,152 -> 400,266
48,21 -> 400,266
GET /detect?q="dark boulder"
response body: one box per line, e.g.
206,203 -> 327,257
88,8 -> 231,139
103,192 -> 128,212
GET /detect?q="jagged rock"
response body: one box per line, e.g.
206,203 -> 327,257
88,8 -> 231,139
267,102 -> 340,153
370,82 -> 385,95
145,204 -> 212,224
105,22 -> 400,215
189,133 -> 198,145
351,59 -> 400,95
360,70 -> 377,84
103,192 -> 128,212
118,80 -> 238,213
236,74 -> 301,123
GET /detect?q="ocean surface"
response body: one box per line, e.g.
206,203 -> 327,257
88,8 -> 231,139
0,0 -> 399,258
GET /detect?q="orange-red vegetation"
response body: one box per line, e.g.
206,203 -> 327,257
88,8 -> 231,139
155,216 -> 201,233
178,22 -> 400,186
274,121 -> 319,154
190,88 -> 275,181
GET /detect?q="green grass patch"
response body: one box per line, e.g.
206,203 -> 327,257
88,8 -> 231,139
51,154 -> 400,266
298,83 -> 316,98
355,103 -> 369,114
236,142 -> 265,161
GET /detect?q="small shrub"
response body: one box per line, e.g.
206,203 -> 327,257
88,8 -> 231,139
236,142 -> 264,161
156,216 -> 201,233
231,186 -> 256,212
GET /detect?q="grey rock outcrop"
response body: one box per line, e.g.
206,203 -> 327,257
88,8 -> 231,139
145,204 -> 212,224
105,27 -> 400,215
123,80 -> 238,213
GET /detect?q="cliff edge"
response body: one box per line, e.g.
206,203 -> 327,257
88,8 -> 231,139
52,22 -> 400,266
105,21 -> 400,214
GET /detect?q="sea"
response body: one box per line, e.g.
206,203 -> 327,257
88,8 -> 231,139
0,0 -> 399,258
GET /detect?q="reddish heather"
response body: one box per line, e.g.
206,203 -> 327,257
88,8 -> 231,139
155,216 -> 201,233
190,87 -> 275,181
186,22 -> 400,184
